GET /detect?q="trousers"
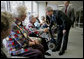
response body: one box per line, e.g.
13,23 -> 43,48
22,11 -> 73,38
14,44 -> 44,59
56,26 -> 71,51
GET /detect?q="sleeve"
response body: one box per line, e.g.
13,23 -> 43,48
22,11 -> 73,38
6,26 -> 29,55
12,25 -> 29,48
46,15 -> 50,24
49,17 -> 54,39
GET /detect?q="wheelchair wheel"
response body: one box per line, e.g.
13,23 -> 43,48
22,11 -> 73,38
48,42 -> 56,51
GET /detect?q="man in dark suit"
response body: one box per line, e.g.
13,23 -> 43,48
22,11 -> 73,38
62,1 -> 75,27
46,7 -> 72,55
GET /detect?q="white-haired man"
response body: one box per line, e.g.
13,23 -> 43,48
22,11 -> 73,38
46,6 -> 72,55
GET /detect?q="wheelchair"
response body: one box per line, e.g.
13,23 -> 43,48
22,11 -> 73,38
29,24 -> 58,51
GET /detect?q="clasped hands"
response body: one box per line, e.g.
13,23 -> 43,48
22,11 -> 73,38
29,38 -> 40,46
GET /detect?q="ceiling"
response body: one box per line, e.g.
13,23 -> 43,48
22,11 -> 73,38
37,1 -> 83,6
37,1 -> 83,11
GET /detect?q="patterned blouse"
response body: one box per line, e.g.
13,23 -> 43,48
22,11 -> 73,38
26,22 -> 44,36
6,22 -> 30,56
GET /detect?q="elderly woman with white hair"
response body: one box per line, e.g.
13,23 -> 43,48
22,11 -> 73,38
34,14 -> 42,29
26,15 -> 51,56
6,5 -> 44,58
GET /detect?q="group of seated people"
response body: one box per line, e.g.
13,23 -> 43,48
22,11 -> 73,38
34,15 -> 49,29
1,3 -> 73,58
1,5 -> 50,59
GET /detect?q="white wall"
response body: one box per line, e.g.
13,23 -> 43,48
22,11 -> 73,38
38,2 -> 46,22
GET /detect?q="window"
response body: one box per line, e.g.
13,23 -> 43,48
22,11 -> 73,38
1,1 -> 38,26
33,1 -> 38,15
10,1 -> 23,13
23,1 -> 32,26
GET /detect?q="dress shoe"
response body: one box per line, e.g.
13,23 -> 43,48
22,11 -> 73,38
52,48 -> 60,52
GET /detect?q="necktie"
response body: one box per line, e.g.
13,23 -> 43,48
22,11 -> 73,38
51,15 -> 57,24
65,6 -> 67,14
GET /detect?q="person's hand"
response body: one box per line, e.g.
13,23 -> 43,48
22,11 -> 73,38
40,23 -> 43,25
29,41 -> 35,46
44,28 -> 49,32
34,40 -> 40,44
30,38 -> 35,42
29,38 -> 35,46
63,29 -> 66,34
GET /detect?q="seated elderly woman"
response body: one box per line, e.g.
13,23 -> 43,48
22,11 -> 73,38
34,15 -> 43,29
26,15 -> 51,56
1,6 -> 45,59
41,16 -> 49,29
1,11 -> 14,58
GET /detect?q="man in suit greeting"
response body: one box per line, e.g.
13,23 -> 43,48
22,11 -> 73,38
46,7 -> 72,55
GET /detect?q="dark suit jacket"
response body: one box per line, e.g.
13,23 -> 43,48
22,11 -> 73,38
46,10 -> 72,30
46,10 -> 72,38
62,5 -> 75,23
